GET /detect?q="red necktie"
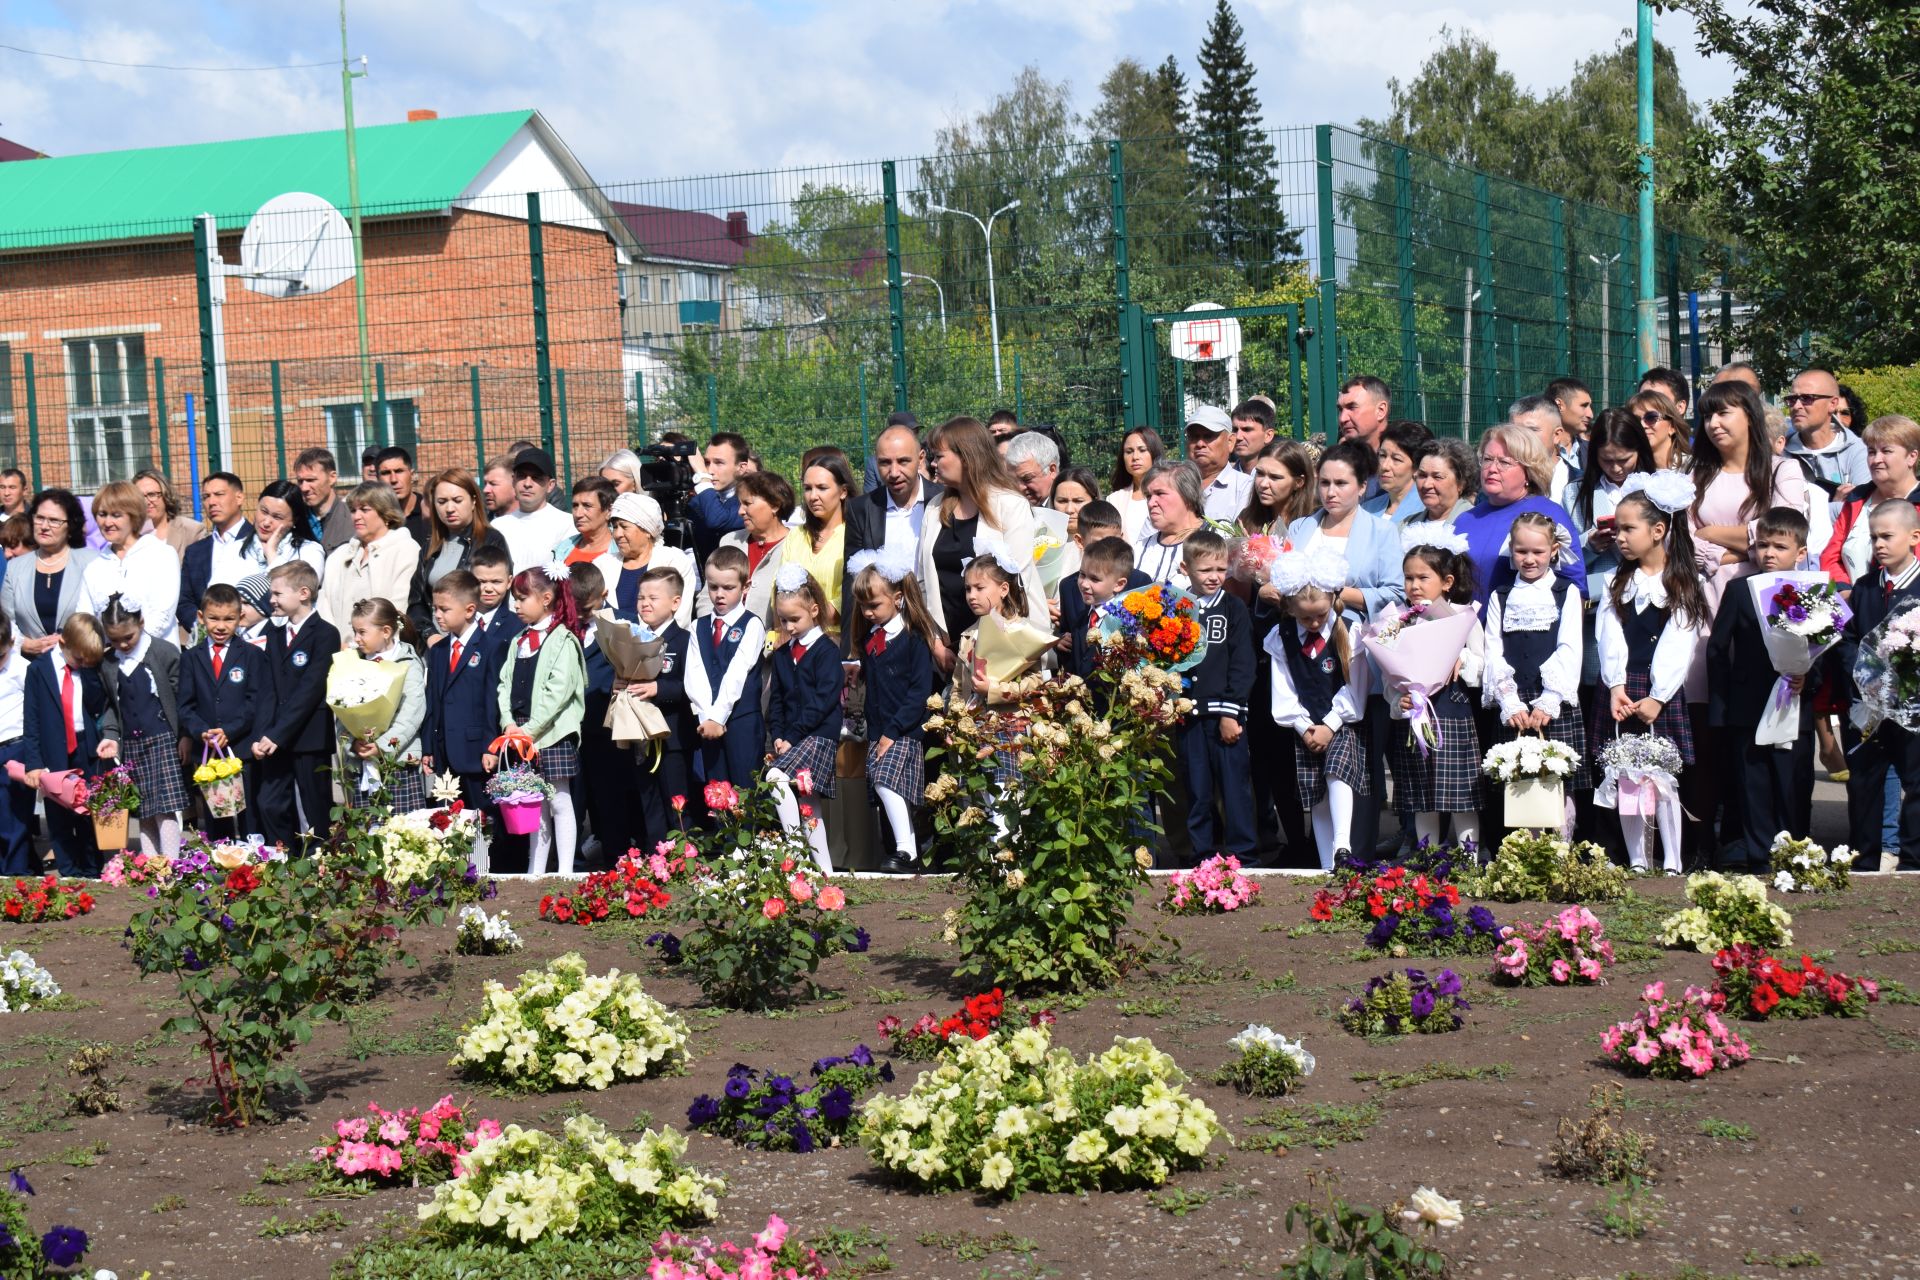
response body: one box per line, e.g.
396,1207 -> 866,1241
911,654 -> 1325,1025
449,637 -> 463,673
1885,578 -> 1895,601
525,629 -> 543,655
791,643 -> 808,663
1303,633 -> 1326,661
211,643 -> 225,680
866,630 -> 886,657
60,666 -> 77,755
714,617 -> 727,647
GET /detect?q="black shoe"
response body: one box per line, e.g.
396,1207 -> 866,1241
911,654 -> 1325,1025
878,854 -> 919,875
1333,848 -> 1351,868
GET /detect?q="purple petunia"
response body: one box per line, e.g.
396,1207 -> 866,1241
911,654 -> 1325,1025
848,927 -> 871,953
1431,969 -> 1463,997
1466,906 -> 1497,935
687,1095 -> 722,1127
1409,986 -> 1437,1019
9,1168 -> 33,1195
41,1225 -> 87,1268
818,1085 -> 855,1122
791,1121 -> 815,1153
724,1075 -> 753,1101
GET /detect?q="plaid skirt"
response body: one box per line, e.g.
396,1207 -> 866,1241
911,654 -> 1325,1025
533,736 -> 580,782
348,760 -> 431,813
1589,668 -> 1695,768
126,735 -> 188,816
867,734 -> 925,804
1388,711 -> 1481,814
1493,702 -> 1592,790
771,733 -> 838,798
1295,723 -> 1370,806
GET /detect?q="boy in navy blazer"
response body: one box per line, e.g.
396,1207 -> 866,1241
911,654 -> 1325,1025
250,561 -> 340,849
422,571 -> 499,817
177,584 -> 263,838
1834,500 -> 1920,871
21,613 -> 114,876
1068,536 -> 1142,680
629,567 -> 696,848
689,546 -> 766,793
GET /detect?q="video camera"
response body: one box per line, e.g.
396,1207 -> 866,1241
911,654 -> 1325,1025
638,441 -> 697,552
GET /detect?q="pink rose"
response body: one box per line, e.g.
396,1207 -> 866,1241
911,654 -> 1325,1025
763,898 -> 786,919
817,885 -> 846,911
788,875 -> 814,902
793,768 -> 814,795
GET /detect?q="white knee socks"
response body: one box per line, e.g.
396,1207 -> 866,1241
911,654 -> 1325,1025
769,768 -> 832,876
877,787 -> 915,859
1309,781 -> 1358,870
529,790 -> 579,878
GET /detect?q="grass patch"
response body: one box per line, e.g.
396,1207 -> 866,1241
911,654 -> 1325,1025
150,1194 -> 188,1213
1598,1175 -> 1661,1239
1115,996 -> 1179,1018
237,1189 -> 287,1207
865,987 -> 909,1004
917,1231 -> 1036,1263
1876,979 -> 1920,1006
1743,1249 -> 1822,1268
259,1159 -> 319,1186
1154,958 -> 1255,988
1240,1100 -> 1382,1153
1859,936 -> 1920,956
1252,971 -> 1298,993
808,1224 -> 892,1274
1146,1187 -> 1213,1216
258,1207 -> 348,1238
1352,1061 -> 1513,1092
1699,1117 -> 1754,1142
344,1011 -> 460,1061
43,1139 -> 109,1168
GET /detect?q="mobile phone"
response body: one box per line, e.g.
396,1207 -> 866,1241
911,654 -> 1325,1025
1597,515 -> 1616,530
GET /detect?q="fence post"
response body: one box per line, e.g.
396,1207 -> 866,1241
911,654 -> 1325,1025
1616,213 -> 1634,405
1314,126 -> 1338,438
526,192 -> 556,456
557,368 -> 572,485
1552,198 -> 1570,377
1665,230 -> 1682,370
1474,173 -> 1495,430
270,360 -> 287,480
375,362 -> 388,449
1110,140 -> 1135,424
192,215 -> 223,466
882,161 -> 909,413
1014,354 -> 1024,425
1719,269 -> 1732,368
1393,144 -> 1418,409
154,357 -> 170,479
470,365 -> 486,472
22,352 -> 39,492
632,370 -> 648,446
1286,304 -> 1305,440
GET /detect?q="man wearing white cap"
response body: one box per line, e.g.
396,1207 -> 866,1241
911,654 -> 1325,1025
491,447 -> 576,572
1185,405 -> 1253,524
607,491 -> 704,629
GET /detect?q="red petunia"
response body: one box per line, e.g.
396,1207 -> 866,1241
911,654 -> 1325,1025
1751,983 -> 1779,1015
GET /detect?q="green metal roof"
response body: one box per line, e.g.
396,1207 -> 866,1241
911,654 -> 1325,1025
0,109 -> 536,251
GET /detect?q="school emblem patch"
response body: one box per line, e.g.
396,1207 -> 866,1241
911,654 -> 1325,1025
227,667 -> 246,684
728,628 -> 742,644
661,654 -> 676,673
291,651 -> 309,668
468,652 -> 481,667
1320,655 -> 1336,675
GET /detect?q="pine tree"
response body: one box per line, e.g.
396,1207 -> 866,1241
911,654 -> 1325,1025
1190,0 -> 1297,269
1153,55 -> 1190,139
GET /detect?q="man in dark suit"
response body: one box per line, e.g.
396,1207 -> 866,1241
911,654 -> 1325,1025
250,563 -> 340,849
177,584 -> 262,838
1834,500 -> 1920,870
847,423 -> 943,565
177,472 -> 259,637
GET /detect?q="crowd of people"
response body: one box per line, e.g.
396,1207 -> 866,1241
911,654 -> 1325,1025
0,359 -> 1912,881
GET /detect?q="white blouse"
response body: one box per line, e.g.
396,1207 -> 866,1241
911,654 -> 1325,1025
1262,620 -> 1368,736
1484,578 -> 1584,720
1596,569 -> 1700,705
82,534 -> 180,643
1105,487 -> 1150,545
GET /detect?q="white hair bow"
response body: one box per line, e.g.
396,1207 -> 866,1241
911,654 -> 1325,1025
774,564 -> 814,594
1619,469 -> 1695,515
1401,524 -> 1469,557
971,538 -> 1025,576
848,544 -> 915,584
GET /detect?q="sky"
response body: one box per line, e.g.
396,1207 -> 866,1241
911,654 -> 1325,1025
0,0 -> 1739,185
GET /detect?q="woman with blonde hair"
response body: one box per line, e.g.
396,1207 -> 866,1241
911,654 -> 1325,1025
320,482 -> 421,633
81,480 -> 180,642
1451,422 -> 1587,605
133,468 -> 204,559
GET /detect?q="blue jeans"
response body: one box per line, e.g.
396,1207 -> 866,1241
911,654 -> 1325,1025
1885,771 -> 1901,854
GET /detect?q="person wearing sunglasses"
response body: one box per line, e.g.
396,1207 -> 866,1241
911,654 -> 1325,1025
1626,390 -> 1693,474
1783,367 -> 1869,515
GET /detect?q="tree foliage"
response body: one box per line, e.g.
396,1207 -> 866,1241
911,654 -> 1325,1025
1191,0 -> 1299,272
1677,0 -> 1920,377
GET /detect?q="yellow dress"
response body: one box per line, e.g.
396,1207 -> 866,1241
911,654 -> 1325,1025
783,522 -> 846,613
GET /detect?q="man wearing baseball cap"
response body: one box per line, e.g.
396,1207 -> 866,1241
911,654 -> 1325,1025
1185,405 -> 1253,524
492,446 -> 575,572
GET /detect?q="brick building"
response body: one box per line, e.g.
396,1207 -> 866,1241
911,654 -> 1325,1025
0,110 -> 638,495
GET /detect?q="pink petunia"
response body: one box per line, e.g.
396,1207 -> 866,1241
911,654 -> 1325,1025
1550,959 -> 1572,984
1626,1034 -> 1661,1065
1642,980 -> 1665,1003
754,1216 -> 789,1252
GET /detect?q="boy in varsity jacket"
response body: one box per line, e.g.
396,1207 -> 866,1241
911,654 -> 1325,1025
1175,531 -> 1255,862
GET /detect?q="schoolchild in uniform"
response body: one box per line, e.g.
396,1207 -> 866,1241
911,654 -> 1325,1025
1834,500 -> 1920,870
848,545 -> 937,874
1176,530 -> 1256,862
765,564 -> 843,875
422,570 -> 499,817
337,597 -> 429,814
21,613 -> 113,876
485,564 -> 587,876
251,561 -> 340,849
687,544 -> 767,792
98,594 -> 185,861
1385,527 -> 1485,851
627,566 -> 695,850
177,583 -> 264,838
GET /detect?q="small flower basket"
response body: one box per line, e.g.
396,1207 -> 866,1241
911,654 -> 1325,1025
1481,735 -> 1579,829
75,767 -> 140,852
485,732 -> 551,836
192,744 -> 247,819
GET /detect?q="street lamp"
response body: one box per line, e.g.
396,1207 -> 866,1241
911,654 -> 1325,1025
902,271 -> 946,336
929,199 -> 1020,392
1588,251 -> 1624,402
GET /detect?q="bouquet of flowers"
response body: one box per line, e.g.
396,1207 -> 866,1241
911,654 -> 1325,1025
325,650 -> 406,741
453,951 -> 690,1091
1361,600 -> 1478,757
537,854 -> 672,925
1710,943 -> 1880,1019
1851,604 -> 1920,733
373,803 -> 485,893
1600,981 -> 1750,1078
456,905 -> 524,956
309,1095 -> 503,1185
191,744 -> 247,818
1213,1024 -> 1314,1096
1751,573 -> 1851,746
1032,509 -> 1073,598
644,1217 -> 830,1280
0,875 -> 95,923
1340,968 -> 1469,1036
1096,583 -> 1207,673
593,610 -> 671,754
1228,533 -> 1286,584
1492,906 -> 1616,986
686,1045 -> 894,1152
72,766 -> 139,818
1480,737 -> 1581,784
1656,871 -> 1793,954
1164,854 -> 1261,914
486,761 -> 552,805
0,947 -> 60,1013
1594,732 -> 1684,862
1769,832 -> 1855,893
1467,829 -> 1630,902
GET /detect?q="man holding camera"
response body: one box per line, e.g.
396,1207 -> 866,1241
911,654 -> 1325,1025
687,432 -> 748,564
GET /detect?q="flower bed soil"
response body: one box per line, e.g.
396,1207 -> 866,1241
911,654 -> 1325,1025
3,874 -> 1918,1279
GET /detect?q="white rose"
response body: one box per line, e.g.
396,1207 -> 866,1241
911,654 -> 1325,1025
1402,1186 -> 1463,1230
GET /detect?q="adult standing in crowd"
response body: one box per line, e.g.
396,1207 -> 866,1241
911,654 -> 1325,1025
133,469 -> 204,560
1453,424 -> 1586,605
1230,399 -> 1277,474
1360,420 -> 1433,524
1133,460 -> 1210,589
605,491 -> 701,628
1546,376 -> 1595,463
558,477 -> 621,578
1626,389 -> 1693,474
252,480 -> 326,576
1690,379 -> 1811,612
600,449 -> 644,496
293,447 -> 356,557
688,431 -> 747,565
319,483 -> 421,633
491,448 -> 575,572
1822,415 -> 1920,586
1238,440 -> 1317,864
848,423 -> 941,565
918,415 -> 1050,669
1638,367 -> 1691,421
986,409 -> 1020,444
1784,367 -> 1869,513
721,469 -> 796,623
81,480 -> 180,642
1,489 -> 98,654
861,411 -> 920,494
1403,438 -> 1478,534
375,447 -> 433,544
0,469 -> 27,518
1105,426 -> 1166,544
1512,394 -> 1580,498
481,455 -> 519,519
407,469 -> 508,636
1182,406 -> 1253,523
1005,431 -> 1060,506
789,451 -> 858,638
178,471 -> 261,634
1048,466 -> 1101,544
1336,376 -> 1393,498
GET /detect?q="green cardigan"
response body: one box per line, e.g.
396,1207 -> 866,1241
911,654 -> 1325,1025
496,626 -> 587,748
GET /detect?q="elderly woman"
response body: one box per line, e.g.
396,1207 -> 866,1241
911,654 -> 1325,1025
1,489 -> 100,654
405,469 -> 508,635
1133,460 -> 1209,588
1360,420 -> 1434,523
133,469 -> 204,559
1404,438 -> 1479,534
1823,415 -> 1920,585
918,416 -> 1050,669
606,491 -> 703,629
600,449 -> 645,496
1452,423 -> 1587,606
557,476 -> 622,576
320,483 -> 422,633
1105,426 -> 1167,544
79,481 -> 180,642
720,470 -> 795,624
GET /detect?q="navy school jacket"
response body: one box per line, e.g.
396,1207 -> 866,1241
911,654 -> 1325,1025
178,635 -> 265,754
768,634 -> 845,746
424,626 -> 503,776
21,655 -> 109,774
260,615 -> 342,754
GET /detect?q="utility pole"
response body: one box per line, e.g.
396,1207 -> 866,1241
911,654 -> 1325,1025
1634,0 -> 1658,376
340,0 -> 375,440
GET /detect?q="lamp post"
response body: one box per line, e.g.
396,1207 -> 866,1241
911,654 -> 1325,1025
1588,251 -> 1624,403
1635,0 -> 1659,377
930,199 -> 1019,392
902,271 -> 946,336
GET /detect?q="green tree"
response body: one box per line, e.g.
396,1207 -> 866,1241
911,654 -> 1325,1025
1091,56 -> 1200,268
1190,0 -> 1299,274
1678,0 -> 1920,376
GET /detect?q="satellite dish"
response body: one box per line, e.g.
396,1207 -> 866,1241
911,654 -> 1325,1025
237,192 -> 356,298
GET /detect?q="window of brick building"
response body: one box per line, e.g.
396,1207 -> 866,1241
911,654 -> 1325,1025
323,397 -> 419,468
65,334 -> 152,491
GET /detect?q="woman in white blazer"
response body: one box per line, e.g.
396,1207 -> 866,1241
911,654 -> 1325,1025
320,483 -> 422,635
80,481 -> 180,643
915,416 -> 1050,670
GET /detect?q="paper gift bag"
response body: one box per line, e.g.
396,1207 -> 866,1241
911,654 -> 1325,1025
326,650 -> 406,741
1504,776 -> 1565,828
